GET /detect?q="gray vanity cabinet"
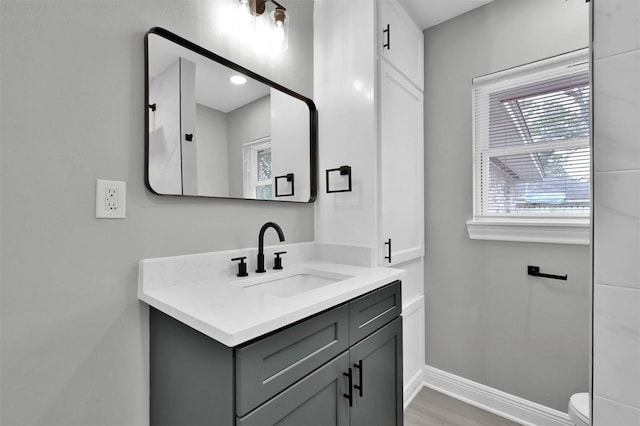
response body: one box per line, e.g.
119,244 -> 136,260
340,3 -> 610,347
149,281 -> 402,426
349,317 -> 403,426
238,318 -> 402,426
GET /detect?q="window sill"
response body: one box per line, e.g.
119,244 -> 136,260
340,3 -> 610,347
466,218 -> 590,245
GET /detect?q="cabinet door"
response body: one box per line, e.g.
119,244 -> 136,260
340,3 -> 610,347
380,61 -> 424,265
378,0 -> 423,90
349,317 -> 403,426
237,352 -> 350,426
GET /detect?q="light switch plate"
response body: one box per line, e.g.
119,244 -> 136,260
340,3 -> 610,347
96,179 -> 126,219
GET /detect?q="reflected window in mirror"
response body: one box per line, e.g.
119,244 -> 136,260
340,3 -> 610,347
243,137 -> 273,200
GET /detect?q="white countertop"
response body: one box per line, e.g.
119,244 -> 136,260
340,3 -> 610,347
139,248 -> 404,346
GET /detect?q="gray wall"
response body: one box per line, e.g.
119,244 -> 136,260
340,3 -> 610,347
423,0 -> 590,411
0,1 -> 314,425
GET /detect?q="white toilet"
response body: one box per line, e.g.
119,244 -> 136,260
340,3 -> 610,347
568,392 -> 590,426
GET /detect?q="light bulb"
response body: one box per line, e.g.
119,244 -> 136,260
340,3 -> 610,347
274,22 -> 285,44
270,7 -> 288,50
230,75 -> 247,85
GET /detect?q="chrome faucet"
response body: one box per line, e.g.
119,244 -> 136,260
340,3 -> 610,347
256,222 -> 285,273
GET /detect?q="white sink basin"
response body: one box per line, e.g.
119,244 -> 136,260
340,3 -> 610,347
239,268 -> 353,298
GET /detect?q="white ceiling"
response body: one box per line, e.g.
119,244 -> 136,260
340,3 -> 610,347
148,34 -> 270,113
397,0 -> 494,30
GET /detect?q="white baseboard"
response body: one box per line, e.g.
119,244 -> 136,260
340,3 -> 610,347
403,368 -> 425,409
417,365 -> 574,426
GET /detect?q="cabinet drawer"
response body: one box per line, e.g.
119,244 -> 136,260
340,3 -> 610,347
236,304 -> 349,416
236,352 -> 350,426
349,281 -> 401,345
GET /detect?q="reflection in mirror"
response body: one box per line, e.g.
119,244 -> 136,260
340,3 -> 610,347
145,27 -> 316,202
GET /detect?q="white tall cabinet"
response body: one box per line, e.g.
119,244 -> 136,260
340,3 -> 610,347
379,61 -> 423,265
314,0 -> 425,405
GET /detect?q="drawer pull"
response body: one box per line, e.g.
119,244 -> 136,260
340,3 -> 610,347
383,24 -> 390,50
343,368 -> 353,407
354,360 -> 363,397
384,238 -> 392,263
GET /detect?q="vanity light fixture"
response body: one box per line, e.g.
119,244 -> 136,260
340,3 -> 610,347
230,75 -> 247,85
238,0 -> 289,50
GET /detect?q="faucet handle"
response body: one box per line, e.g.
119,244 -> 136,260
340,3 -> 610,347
231,256 -> 249,277
273,251 -> 287,270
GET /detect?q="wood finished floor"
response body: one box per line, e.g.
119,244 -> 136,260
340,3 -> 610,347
404,387 -> 522,426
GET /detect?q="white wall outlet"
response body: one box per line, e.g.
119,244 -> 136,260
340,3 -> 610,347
105,188 -> 117,210
96,179 -> 126,219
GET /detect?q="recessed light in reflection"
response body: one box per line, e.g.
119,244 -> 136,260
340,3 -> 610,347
230,75 -> 247,85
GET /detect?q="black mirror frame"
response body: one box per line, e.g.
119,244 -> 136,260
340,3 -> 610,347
144,26 -> 318,203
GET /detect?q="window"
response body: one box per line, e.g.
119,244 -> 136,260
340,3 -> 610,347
243,137 -> 272,200
468,50 -> 590,244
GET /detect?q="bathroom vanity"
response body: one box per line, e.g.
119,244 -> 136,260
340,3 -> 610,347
139,244 -> 404,426
149,281 -> 402,425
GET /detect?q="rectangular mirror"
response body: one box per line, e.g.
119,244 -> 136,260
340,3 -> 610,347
145,27 -> 317,202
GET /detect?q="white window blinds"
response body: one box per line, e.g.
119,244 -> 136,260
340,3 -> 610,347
472,50 -> 590,219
